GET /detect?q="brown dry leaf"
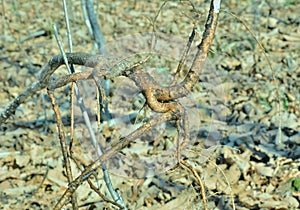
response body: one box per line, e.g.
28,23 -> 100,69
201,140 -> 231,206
4,185 -> 37,197
148,189 -> 195,210
15,154 -> 30,167
254,162 -> 274,177
47,166 -> 68,188
1,0 -> 300,209
0,167 -> 20,181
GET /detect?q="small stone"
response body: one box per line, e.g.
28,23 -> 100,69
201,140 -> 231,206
268,17 -> 278,29
15,155 -> 30,168
255,163 -> 274,177
289,133 -> 300,143
265,184 -> 275,193
286,196 -> 299,208
286,93 -> 296,102
164,192 -> 171,200
238,111 -> 247,122
255,73 -> 263,79
243,102 -> 253,115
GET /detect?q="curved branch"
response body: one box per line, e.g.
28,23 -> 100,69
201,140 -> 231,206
0,1 -> 221,128
53,111 -> 174,209
0,53 -> 93,124
0,52 -> 125,124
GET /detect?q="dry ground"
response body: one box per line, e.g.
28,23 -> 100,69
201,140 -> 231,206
0,0 -> 299,209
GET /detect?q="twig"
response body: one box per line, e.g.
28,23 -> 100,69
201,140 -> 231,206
85,0 -> 112,126
52,21 -> 126,209
33,167 -> 49,195
20,30 -> 47,42
0,52 -> 118,125
86,0 -> 107,55
54,111 -> 174,209
0,80 -> 45,124
171,26 -> 196,85
87,178 -> 124,209
80,0 -> 98,51
180,160 -> 208,210
53,22 -> 218,205
63,0 -> 73,54
70,82 -> 75,155
1,0 -> 219,138
47,89 -> 77,209
210,161 -> 236,210
222,9 -> 282,144
70,151 -> 123,209
81,0 -> 93,37
1,2 -> 222,209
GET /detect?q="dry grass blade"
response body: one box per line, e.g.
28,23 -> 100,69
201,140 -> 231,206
180,160 -> 208,210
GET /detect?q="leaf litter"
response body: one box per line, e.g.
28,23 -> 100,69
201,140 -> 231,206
0,0 -> 299,209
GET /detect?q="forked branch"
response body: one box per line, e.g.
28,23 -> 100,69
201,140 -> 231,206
0,1 -> 221,209
53,0 -> 221,208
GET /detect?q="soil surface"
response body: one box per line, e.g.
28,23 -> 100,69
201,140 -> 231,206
0,1 -> 299,209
